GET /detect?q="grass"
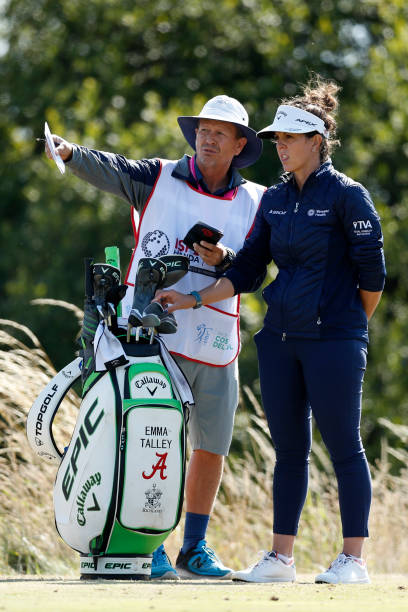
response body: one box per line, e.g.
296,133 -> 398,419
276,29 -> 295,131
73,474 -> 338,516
1,313 -> 408,577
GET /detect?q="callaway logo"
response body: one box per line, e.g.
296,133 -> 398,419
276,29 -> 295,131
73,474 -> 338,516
38,451 -> 57,460
133,375 -> 167,390
87,492 -> 100,512
147,386 -> 158,396
76,472 -> 102,526
61,367 -> 78,379
98,266 -> 120,282
276,110 -> 287,120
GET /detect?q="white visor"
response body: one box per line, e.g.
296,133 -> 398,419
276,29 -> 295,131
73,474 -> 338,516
257,105 -> 330,139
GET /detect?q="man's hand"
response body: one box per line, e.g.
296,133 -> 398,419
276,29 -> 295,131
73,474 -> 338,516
45,134 -> 73,162
193,241 -> 227,267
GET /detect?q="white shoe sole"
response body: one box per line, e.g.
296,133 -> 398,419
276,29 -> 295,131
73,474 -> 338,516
151,571 -> 180,581
315,577 -> 370,584
233,575 -> 295,583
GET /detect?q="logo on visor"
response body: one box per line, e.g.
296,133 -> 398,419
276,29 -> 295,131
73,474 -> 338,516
276,110 -> 287,120
295,118 -> 318,127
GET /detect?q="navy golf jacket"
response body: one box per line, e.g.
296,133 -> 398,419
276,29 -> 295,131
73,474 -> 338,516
225,161 -> 386,342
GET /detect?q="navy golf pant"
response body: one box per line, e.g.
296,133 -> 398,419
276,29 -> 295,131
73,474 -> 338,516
254,327 -> 371,538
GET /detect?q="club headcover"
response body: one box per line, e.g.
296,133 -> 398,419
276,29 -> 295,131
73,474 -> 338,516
159,255 -> 189,288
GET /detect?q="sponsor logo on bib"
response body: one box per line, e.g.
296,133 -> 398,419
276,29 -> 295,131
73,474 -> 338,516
141,230 -> 170,258
212,334 -> 233,352
195,323 -> 212,345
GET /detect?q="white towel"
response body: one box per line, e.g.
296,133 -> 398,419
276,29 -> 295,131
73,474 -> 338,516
156,336 -> 195,406
94,321 -> 128,371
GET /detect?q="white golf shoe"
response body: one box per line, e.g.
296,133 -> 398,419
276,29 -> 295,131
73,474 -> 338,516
232,551 -> 296,583
315,553 -> 370,584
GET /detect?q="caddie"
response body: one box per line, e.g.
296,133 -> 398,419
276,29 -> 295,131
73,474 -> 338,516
45,95 -> 265,579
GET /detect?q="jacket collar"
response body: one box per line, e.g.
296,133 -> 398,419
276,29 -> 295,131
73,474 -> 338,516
282,159 -> 333,189
171,154 -> 246,191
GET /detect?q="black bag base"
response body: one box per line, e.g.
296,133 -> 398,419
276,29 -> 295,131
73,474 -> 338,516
80,574 -> 150,581
80,554 -> 152,581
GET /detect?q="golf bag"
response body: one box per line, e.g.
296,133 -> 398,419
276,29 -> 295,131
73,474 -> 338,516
27,247 -> 193,579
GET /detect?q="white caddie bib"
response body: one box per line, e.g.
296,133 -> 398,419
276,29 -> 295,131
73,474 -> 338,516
122,159 -> 265,366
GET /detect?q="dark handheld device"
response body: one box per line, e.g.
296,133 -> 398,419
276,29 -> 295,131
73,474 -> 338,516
183,221 -> 224,251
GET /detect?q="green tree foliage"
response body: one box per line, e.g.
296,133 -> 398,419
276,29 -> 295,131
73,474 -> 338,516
1,0 -> 408,461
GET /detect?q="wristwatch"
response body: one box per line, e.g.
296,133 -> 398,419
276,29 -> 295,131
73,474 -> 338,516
215,247 -> 236,273
190,291 -> 203,309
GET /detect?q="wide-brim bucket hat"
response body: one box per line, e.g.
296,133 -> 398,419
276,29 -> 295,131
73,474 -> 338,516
178,95 -> 263,168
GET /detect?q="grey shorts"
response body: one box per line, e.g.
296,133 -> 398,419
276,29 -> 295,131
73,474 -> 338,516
173,355 -> 239,456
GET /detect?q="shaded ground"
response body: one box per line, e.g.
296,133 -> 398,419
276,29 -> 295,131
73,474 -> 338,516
1,574 -> 407,612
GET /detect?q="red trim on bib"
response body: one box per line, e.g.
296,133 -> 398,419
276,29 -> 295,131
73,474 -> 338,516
245,188 -> 266,238
186,181 -> 238,201
188,156 -> 238,200
124,160 -> 163,286
169,295 -> 241,367
169,350 -> 238,368
206,304 -> 238,317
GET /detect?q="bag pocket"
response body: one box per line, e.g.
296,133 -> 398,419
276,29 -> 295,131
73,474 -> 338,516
118,399 -> 184,533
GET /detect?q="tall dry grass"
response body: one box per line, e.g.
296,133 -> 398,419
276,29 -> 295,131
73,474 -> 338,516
0,317 -> 79,574
1,314 -> 407,575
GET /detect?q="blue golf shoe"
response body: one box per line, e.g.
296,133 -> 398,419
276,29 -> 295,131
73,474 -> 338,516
175,539 -> 233,579
151,545 -> 179,580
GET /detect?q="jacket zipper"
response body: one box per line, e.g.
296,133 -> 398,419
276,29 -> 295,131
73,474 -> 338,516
280,200 -> 300,341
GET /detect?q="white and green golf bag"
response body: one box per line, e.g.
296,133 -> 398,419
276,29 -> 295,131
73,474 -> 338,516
27,248 -> 193,580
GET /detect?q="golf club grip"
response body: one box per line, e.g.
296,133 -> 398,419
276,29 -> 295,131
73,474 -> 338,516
105,245 -> 120,274
84,257 -> 94,299
105,246 -> 122,317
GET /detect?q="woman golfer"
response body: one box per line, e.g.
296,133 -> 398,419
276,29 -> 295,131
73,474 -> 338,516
154,76 -> 385,584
